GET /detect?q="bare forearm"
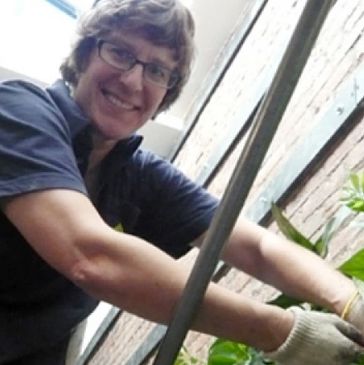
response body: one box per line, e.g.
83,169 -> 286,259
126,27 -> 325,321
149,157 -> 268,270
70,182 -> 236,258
72,231 -> 188,323
196,284 -> 293,351
224,220 -> 355,314
75,230 -> 292,351
3,190 -> 292,351
260,232 -> 353,311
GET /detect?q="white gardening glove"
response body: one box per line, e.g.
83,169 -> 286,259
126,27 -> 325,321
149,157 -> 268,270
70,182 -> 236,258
344,280 -> 364,334
264,307 -> 364,365
347,297 -> 364,333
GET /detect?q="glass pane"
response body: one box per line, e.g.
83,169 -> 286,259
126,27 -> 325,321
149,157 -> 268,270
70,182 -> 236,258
71,0 -> 94,12
0,0 -> 77,83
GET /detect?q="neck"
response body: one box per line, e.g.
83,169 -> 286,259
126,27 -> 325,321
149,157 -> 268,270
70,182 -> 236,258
85,133 -> 117,201
88,132 -> 117,171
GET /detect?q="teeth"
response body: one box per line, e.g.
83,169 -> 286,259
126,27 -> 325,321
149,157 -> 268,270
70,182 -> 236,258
106,92 -> 134,110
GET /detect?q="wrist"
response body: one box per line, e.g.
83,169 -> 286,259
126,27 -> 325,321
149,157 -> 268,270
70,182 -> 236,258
341,289 -> 360,320
264,307 -> 312,364
329,279 -> 358,315
260,306 -> 295,352
342,280 -> 364,335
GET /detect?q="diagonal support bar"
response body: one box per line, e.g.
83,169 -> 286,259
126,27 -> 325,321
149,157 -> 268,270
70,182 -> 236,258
153,1 -> 335,364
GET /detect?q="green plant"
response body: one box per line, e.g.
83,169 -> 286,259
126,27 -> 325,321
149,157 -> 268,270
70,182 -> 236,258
174,171 -> 364,365
207,339 -> 273,365
341,171 -> 364,213
174,346 -> 204,365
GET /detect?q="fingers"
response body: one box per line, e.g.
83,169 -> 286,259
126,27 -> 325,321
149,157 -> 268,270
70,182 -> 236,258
346,293 -> 364,338
336,320 -> 364,346
337,343 -> 364,364
335,319 -> 364,363
264,307 -> 364,365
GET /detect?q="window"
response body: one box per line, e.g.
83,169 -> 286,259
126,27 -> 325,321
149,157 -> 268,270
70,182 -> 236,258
0,0 -> 93,84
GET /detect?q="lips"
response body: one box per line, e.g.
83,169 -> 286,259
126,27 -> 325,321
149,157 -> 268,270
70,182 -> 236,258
102,89 -> 139,111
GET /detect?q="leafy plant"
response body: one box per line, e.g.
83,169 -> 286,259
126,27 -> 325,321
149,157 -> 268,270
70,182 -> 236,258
341,171 -> 364,212
207,339 -> 273,365
174,346 -> 204,365
268,200 -> 364,308
207,339 -> 250,365
174,171 -> 364,365
340,250 -> 364,281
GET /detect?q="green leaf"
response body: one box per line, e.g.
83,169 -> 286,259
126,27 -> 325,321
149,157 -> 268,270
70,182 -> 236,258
271,203 -> 314,251
314,206 -> 353,258
268,293 -> 304,309
338,249 -> 364,280
174,346 -> 204,365
353,278 -> 364,301
350,352 -> 364,365
341,172 -> 364,212
208,339 -> 250,365
208,340 -> 276,365
350,173 -> 361,191
246,347 -> 276,365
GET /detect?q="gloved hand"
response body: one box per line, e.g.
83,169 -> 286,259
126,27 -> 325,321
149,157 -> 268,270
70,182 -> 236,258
344,280 -> 364,334
264,307 -> 364,365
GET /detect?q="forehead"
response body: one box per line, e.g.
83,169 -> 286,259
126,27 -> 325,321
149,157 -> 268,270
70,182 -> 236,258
106,30 -> 178,68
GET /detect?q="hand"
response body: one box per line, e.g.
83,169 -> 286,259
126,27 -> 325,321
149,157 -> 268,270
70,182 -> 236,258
344,294 -> 364,335
264,307 -> 364,365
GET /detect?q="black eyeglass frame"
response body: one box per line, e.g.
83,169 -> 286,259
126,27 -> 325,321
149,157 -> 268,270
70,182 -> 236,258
96,39 -> 180,89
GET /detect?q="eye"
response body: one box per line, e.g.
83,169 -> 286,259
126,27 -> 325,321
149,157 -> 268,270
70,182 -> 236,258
146,63 -> 169,81
108,45 -> 134,65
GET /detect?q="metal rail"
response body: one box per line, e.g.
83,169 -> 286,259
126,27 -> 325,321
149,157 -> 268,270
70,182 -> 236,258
153,1 -> 335,364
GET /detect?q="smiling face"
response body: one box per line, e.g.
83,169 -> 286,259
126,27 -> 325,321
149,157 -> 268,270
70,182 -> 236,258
73,30 -> 177,142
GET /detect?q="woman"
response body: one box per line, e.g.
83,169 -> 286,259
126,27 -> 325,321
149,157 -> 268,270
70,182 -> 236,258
0,0 -> 363,364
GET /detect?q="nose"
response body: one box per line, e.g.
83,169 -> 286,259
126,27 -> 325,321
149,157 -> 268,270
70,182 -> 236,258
118,63 -> 144,91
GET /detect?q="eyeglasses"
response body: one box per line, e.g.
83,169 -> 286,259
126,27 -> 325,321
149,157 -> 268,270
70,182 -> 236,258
96,39 -> 180,89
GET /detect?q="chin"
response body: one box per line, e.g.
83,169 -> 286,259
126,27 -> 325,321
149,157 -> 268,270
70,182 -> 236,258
101,131 -> 129,141
94,118 -> 139,140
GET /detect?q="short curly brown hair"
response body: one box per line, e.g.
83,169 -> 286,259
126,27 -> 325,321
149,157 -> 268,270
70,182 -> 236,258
60,0 -> 195,114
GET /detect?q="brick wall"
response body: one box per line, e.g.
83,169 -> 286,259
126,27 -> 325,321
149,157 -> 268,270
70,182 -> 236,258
86,0 -> 364,363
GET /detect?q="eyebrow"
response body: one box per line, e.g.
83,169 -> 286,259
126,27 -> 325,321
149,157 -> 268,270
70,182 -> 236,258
107,38 -> 135,53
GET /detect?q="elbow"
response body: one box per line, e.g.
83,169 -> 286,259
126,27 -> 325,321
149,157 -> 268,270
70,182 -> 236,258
61,227 -> 112,294
65,238 -> 130,303
62,229 -> 153,306
69,258 -> 95,288
65,237 -> 114,298
68,257 -> 103,294
68,256 -> 122,302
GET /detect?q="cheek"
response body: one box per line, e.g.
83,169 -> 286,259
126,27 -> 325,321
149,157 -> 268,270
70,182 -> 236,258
148,90 -> 167,114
